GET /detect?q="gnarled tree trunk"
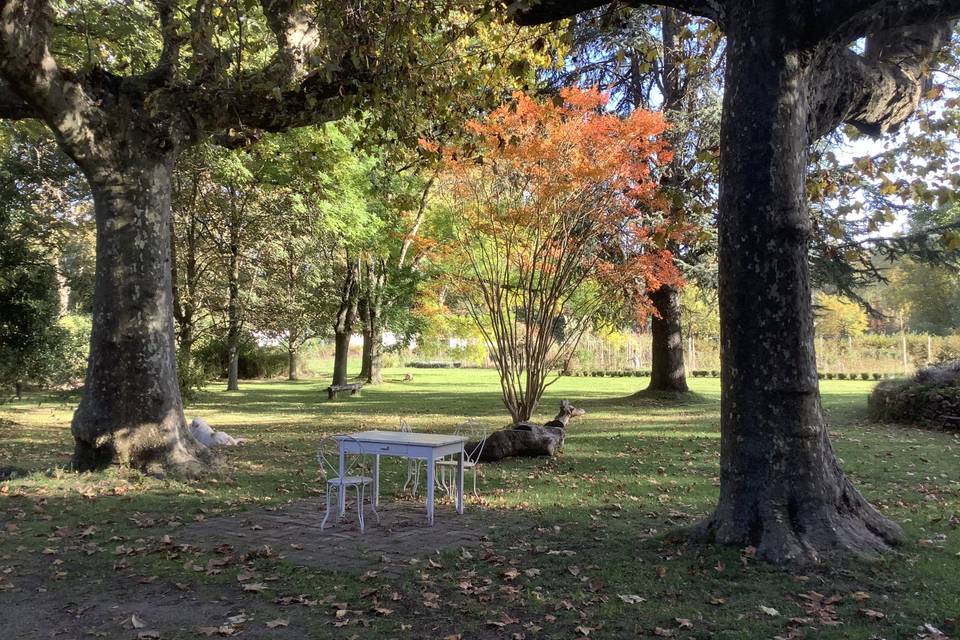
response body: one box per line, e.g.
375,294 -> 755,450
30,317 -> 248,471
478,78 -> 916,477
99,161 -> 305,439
72,151 -> 206,475
691,7 -> 903,564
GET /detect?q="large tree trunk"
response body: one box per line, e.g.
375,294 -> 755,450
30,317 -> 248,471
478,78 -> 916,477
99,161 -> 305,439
72,152 -> 206,476
332,257 -> 358,386
692,9 -> 902,564
647,283 -> 688,392
226,225 -> 240,391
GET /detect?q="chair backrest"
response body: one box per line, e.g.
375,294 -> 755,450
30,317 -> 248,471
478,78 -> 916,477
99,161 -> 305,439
454,420 -> 488,462
316,434 -> 363,481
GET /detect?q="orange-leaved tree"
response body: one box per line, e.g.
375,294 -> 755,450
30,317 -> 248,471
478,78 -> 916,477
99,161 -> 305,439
434,86 -> 682,423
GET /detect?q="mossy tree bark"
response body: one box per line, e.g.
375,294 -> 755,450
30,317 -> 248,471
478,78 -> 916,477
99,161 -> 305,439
73,148 -> 206,475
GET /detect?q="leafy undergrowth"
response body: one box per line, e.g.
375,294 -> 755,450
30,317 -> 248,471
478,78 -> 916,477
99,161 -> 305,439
1,369 -> 958,639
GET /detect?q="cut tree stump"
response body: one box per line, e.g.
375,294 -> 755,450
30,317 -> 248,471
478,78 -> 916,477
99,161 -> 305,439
473,400 -> 586,463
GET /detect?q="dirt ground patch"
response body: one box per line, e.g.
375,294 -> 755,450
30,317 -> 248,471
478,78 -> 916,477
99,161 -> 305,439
176,498 -> 529,576
0,499 -> 532,639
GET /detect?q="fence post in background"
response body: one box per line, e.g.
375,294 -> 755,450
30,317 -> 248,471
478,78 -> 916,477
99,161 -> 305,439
927,335 -> 932,364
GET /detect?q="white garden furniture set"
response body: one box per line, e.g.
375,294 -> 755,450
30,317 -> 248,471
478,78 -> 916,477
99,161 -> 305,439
316,421 -> 487,532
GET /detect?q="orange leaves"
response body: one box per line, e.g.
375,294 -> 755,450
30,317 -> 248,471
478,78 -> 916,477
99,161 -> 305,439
435,87 -> 678,309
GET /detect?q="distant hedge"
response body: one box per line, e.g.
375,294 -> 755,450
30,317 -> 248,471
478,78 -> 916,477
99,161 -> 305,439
868,361 -> 960,431
409,361 -> 463,368
562,369 -> 896,380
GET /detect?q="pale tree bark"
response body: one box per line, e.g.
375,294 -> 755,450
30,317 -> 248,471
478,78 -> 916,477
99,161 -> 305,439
74,149 -> 208,475
517,0 -> 959,563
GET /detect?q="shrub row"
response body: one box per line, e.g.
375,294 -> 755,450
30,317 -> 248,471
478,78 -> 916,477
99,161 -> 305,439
408,361 -> 463,368
868,362 -> 960,431
563,369 -> 898,380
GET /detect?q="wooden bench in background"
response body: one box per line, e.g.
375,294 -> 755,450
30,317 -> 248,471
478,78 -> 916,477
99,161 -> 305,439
327,383 -> 364,400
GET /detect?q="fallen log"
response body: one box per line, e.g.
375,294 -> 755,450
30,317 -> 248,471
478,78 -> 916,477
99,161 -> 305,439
473,400 -> 585,463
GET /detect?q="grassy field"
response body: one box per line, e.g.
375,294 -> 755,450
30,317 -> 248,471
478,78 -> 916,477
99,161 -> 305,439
1,368 -> 958,639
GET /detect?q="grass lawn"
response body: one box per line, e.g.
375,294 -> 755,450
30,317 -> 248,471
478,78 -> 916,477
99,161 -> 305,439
1,368 -> 958,639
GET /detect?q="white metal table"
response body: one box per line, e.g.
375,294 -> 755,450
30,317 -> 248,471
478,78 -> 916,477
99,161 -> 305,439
336,430 -> 466,525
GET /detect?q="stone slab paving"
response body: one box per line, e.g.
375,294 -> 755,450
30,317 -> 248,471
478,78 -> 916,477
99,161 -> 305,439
177,498 -> 528,576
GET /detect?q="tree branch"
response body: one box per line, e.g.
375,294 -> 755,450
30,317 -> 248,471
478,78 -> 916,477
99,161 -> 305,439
808,22 -> 951,140
260,0 -> 323,86
512,0 -> 724,26
809,0 -> 960,45
0,0 -> 109,172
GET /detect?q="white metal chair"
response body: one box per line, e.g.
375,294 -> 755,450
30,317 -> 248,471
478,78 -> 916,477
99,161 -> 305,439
436,420 -> 487,498
317,435 -> 379,532
399,419 -> 423,497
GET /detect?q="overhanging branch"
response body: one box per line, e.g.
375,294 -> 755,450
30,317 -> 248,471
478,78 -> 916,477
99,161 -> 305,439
512,0 -> 723,27
808,23 -> 951,140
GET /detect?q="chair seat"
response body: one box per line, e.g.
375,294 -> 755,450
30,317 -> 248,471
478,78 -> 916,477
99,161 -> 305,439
435,459 -> 477,468
327,475 -> 373,486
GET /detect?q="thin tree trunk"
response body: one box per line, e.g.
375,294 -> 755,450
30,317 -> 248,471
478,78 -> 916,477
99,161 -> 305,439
226,224 -> 240,391
332,257 -> 358,386
359,300 -> 372,380
72,152 -> 205,475
691,10 -> 902,563
288,345 -> 298,380
647,283 -> 689,392
365,258 -> 385,385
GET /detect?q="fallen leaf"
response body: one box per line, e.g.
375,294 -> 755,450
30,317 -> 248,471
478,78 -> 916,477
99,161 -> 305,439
760,605 -> 780,617
265,618 -> 289,629
859,608 -> 885,620
242,582 -> 267,592
130,614 -> 147,629
618,594 -> 646,604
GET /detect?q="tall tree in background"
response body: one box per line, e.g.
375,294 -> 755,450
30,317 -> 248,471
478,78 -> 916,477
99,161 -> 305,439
518,0 -> 960,563
554,5 -> 722,393
440,87 -> 679,422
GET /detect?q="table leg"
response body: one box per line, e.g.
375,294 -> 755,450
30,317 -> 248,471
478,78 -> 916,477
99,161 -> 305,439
338,446 -> 346,517
372,454 -> 380,508
456,448 -> 465,515
426,451 -> 435,525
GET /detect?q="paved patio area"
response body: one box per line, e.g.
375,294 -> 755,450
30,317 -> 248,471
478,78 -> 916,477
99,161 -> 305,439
177,497 -> 528,576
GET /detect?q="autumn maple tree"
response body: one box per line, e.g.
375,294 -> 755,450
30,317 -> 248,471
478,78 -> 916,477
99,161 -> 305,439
436,87 -> 681,423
